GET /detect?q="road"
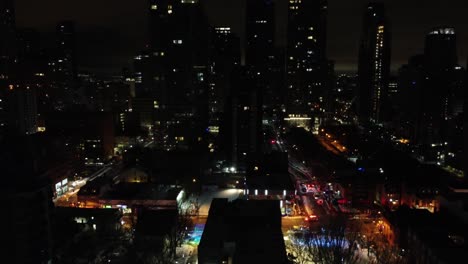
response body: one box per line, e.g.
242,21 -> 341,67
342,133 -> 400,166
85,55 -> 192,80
283,127 -> 404,261
54,179 -> 87,207
53,161 -> 123,207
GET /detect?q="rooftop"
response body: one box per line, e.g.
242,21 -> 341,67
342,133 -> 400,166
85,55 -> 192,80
199,198 -> 287,264
100,183 -> 181,201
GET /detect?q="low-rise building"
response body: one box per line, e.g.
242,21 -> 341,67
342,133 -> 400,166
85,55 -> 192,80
198,198 -> 288,264
389,206 -> 467,263
78,182 -> 183,212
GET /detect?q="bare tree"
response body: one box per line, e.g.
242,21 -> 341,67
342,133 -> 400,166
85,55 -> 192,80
191,196 -> 201,216
143,238 -> 174,264
286,216 -> 364,264
365,233 -> 409,264
287,216 -> 410,264
164,205 -> 194,258
286,231 -> 315,264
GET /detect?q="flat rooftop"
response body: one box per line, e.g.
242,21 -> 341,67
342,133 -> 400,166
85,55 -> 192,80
199,198 -> 287,264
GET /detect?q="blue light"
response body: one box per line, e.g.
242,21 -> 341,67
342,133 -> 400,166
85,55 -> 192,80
358,167 -> 364,172
186,223 -> 205,246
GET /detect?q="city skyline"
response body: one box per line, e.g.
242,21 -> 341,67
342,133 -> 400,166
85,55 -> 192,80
3,0 -> 467,263
15,0 -> 468,73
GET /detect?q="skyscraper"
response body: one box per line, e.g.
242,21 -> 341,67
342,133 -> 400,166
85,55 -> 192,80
424,27 -> 457,70
0,2 -> 38,138
148,0 -> 175,52
357,2 -> 391,124
134,0 -> 180,149
245,0 -> 280,117
208,27 -> 240,129
222,67 -> 262,172
397,55 -> 425,142
287,0 -> 328,116
0,0 -> 16,139
10,84 -> 38,135
419,26 -> 464,158
245,0 -> 274,70
55,21 -> 77,82
0,0 -> 15,81
136,0 -> 210,150
464,58 -> 467,180
396,27 -> 463,167
421,27 -> 460,145
16,28 -> 46,81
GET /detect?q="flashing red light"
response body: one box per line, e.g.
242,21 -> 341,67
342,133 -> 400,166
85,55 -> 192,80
270,140 -> 276,144
304,217 -> 309,221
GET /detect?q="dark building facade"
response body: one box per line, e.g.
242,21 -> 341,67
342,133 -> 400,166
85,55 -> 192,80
135,0 -> 210,150
245,0 -> 281,118
357,2 -> 391,124
45,111 -> 115,165
286,0 -> 328,117
208,26 -> 241,122
54,21 -> 77,83
1,27 -> 44,138
198,198 -> 287,264
222,67 -> 262,172
421,27 -> 460,145
0,0 -> 16,139
465,58 -> 467,180
44,20 -> 79,111
15,28 -> 48,83
3,136 -> 55,264
463,59 -> 468,182
0,0 -> 15,81
6,83 -> 38,135
397,55 -> 426,142
396,27 -> 464,168
245,0 -> 275,71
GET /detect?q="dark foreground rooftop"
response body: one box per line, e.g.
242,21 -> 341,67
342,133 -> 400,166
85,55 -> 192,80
198,198 -> 288,264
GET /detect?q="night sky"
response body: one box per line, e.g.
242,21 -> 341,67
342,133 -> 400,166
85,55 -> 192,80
16,0 -> 467,74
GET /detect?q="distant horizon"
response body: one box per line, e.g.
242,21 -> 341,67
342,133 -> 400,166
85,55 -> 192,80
15,0 -> 468,75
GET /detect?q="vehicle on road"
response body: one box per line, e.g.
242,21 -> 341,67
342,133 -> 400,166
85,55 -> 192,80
304,214 -> 318,222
